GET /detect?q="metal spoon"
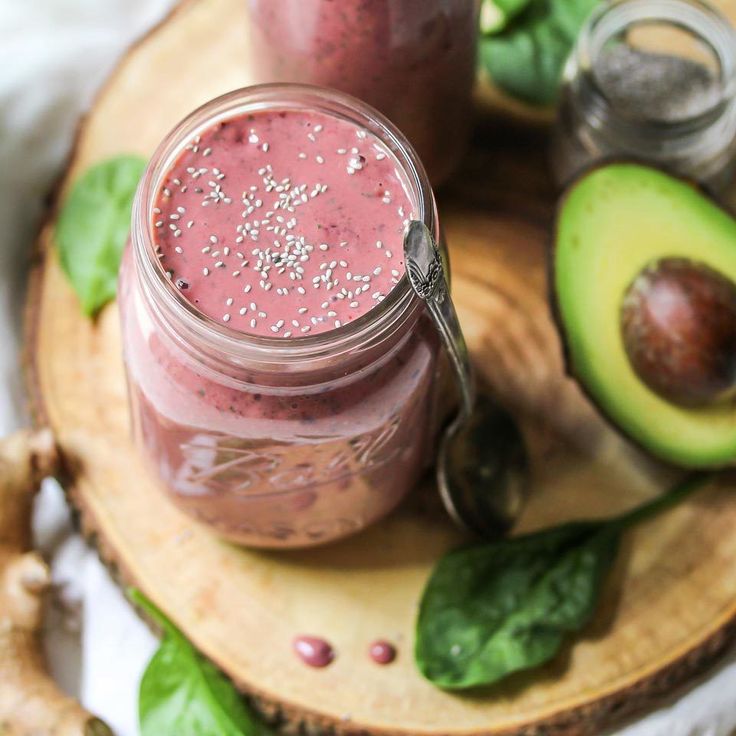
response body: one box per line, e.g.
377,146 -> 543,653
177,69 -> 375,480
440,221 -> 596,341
404,220 -> 528,537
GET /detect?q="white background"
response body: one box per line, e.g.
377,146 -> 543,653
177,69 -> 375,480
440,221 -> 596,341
3,1 -> 736,733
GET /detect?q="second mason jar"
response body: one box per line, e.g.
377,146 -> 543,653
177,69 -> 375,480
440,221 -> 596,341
246,0 -> 478,184
119,85 -> 444,549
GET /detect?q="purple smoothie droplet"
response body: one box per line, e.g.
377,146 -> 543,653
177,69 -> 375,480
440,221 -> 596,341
293,635 -> 335,668
369,640 -> 397,665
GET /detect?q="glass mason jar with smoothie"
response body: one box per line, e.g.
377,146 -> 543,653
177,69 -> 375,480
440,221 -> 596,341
246,0 -> 479,184
119,85 -> 446,549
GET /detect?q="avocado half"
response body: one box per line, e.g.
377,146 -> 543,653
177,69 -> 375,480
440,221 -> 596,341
553,162 -> 736,468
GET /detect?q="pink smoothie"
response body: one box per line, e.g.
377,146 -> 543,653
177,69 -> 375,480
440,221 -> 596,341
247,0 -> 478,183
153,109 -> 413,335
120,95 -> 442,548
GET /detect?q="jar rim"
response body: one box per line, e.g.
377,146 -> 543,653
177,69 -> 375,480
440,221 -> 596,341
573,0 -> 736,137
131,84 -> 437,369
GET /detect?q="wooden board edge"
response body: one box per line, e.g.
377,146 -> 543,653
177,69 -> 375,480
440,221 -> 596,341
23,225 -> 51,430
19,0 -> 736,733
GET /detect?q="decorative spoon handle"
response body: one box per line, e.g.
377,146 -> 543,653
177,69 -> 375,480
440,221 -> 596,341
405,220 -> 529,538
404,221 -> 476,420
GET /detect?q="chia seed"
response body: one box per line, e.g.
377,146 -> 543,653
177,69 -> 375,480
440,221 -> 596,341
594,45 -> 720,123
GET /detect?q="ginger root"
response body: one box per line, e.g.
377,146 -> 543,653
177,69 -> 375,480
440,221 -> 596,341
0,429 -> 112,736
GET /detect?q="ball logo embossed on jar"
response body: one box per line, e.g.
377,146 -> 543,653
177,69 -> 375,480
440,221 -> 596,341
177,434 -> 282,495
176,413 -> 405,498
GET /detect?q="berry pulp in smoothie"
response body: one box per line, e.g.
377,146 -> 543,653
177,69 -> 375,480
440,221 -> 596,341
120,101 -> 441,548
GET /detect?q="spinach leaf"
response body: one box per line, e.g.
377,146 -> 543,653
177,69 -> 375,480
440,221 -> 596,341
415,474 -> 709,689
56,155 -> 146,316
480,0 -> 599,106
415,521 -> 618,688
131,590 -> 273,736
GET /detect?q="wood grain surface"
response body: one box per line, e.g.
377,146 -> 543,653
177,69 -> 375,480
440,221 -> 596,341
24,1 -> 736,734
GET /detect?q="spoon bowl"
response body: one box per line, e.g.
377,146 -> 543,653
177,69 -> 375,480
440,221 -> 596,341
438,391 -> 528,537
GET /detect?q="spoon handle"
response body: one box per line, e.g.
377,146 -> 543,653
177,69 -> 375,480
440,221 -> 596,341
404,221 -> 476,419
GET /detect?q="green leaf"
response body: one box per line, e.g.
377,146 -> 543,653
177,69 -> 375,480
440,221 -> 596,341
56,155 -> 146,315
415,520 -> 619,688
415,474 -> 710,689
130,590 -> 273,736
480,0 -> 599,106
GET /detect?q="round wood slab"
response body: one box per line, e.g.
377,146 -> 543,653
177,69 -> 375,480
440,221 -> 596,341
24,1 -> 736,734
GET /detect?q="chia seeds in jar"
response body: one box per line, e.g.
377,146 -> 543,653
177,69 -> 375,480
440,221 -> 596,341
119,85 -> 445,549
551,0 -> 736,194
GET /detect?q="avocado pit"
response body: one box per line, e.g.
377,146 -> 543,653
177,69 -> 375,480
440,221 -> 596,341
621,258 -> 736,407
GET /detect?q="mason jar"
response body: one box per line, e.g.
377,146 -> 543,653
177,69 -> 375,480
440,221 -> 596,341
551,0 -> 736,194
245,0 -> 479,185
119,86 -> 444,549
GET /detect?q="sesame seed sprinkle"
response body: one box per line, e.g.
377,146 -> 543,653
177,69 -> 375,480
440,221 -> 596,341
152,109 -> 412,338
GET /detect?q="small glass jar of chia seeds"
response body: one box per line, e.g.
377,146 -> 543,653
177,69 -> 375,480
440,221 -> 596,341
551,0 -> 736,195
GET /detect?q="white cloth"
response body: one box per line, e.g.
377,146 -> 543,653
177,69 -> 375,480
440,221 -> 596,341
2,1 -> 736,734
1,2 -> 171,734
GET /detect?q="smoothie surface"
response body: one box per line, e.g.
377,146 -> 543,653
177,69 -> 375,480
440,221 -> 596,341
153,108 -> 414,337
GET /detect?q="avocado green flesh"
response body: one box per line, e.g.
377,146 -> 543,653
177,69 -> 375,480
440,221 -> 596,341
555,163 -> 736,468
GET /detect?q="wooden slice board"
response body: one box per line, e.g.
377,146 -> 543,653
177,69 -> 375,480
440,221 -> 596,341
24,1 -> 736,734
